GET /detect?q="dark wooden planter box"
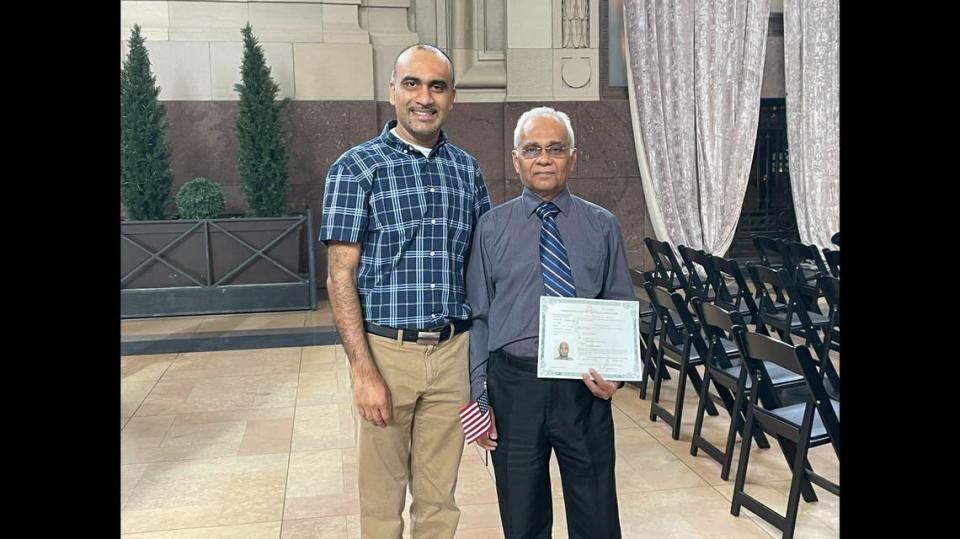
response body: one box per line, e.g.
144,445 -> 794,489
121,209 -> 317,318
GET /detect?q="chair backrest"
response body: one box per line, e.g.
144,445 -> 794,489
822,248 -> 840,278
692,297 -> 746,371
644,281 -> 708,360
748,264 -> 832,360
752,236 -> 786,269
819,274 -> 840,341
677,245 -> 715,302
745,260 -> 787,309
644,237 -> 689,293
749,265 -> 803,319
735,329 -> 840,453
830,231 -> 840,247
785,242 -> 830,283
711,255 -> 763,329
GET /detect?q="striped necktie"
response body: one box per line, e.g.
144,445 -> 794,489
536,202 -> 576,297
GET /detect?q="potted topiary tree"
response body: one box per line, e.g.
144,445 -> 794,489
120,24 -> 316,318
235,22 -> 291,218
120,24 -> 172,221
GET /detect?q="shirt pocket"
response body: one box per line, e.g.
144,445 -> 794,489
573,243 -> 605,299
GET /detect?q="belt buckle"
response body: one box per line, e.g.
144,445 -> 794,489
416,331 -> 441,346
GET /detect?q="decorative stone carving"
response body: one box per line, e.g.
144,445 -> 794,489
554,49 -> 598,100
562,0 -> 589,48
561,57 -> 590,88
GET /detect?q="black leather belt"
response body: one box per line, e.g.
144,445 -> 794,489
492,349 -> 538,373
364,319 -> 471,345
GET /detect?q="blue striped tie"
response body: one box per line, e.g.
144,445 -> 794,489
536,202 -> 576,297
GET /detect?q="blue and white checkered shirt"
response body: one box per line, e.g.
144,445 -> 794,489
320,121 -> 492,329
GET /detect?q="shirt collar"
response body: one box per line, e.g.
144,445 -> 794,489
521,186 -> 572,218
379,120 -> 448,157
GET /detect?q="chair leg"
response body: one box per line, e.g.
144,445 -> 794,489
748,420 -> 771,449
782,429 -> 814,539
638,326 -> 657,399
649,346 -> 667,422
802,290 -> 822,314
731,403 -> 757,517
754,320 -> 772,337
721,386 -> 747,481
671,361 -> 691,440
688,367 -> 719,417
691,370 -> 713,455
639,322 -> 670,398
713,382 -> 737,415
727,390 -> 770,450
815,341 -> 841,399
774,325 -> 791,343
777,437 -> 819,503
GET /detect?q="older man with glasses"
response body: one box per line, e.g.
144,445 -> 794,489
466,106 -> 634,538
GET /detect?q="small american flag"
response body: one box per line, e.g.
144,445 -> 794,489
459,390 -> 492,444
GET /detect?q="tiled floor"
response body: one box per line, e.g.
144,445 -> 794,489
121,307 -> 839,538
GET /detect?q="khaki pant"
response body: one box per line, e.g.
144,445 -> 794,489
353,330 -> 470,539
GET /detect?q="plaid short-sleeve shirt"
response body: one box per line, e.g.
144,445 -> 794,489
319,121 -> 492,329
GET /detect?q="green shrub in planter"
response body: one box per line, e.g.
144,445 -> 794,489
175,177 -> 225,220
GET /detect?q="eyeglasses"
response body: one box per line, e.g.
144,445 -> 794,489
515,144 -> 573,160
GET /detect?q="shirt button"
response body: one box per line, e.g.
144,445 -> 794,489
430,283 -> 436,289
430,251 -> 435,256
431,219 -> 437,224
430,188 -> 436,193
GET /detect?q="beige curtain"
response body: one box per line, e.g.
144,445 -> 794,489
784,0 -> 840,248
624,0 -> 770,256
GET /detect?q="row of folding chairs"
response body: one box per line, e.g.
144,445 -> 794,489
729,236 -> 840,354
630,237 -> 840,539
637,237 -> 840,397
754,235 -> 840,283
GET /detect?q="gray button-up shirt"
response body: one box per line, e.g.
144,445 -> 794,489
466,187 -> 636,400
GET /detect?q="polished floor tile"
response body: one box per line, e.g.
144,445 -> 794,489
120,454 -> 289,534
122,521 -> 282,538
163,348 -> 302,381
122,354 -> 178,383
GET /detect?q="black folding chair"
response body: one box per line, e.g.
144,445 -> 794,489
780,242 -> 829,311
644,237 -> 688,293
644,282 -> 722,440
710,255 -> 766,329
830,231 -> 840,247
748,265 -> 840,400
690,299 -> 807,480
731,330 -> 840,539
819,274 -> 840,357
677,245 -> 716,302
749,265 -> 827,339
633,269 -> 678,400
753,236 -> 787,270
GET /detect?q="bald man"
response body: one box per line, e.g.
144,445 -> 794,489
319,44 -> 491,538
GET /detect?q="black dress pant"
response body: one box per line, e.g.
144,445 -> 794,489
488,350 -> 621,539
